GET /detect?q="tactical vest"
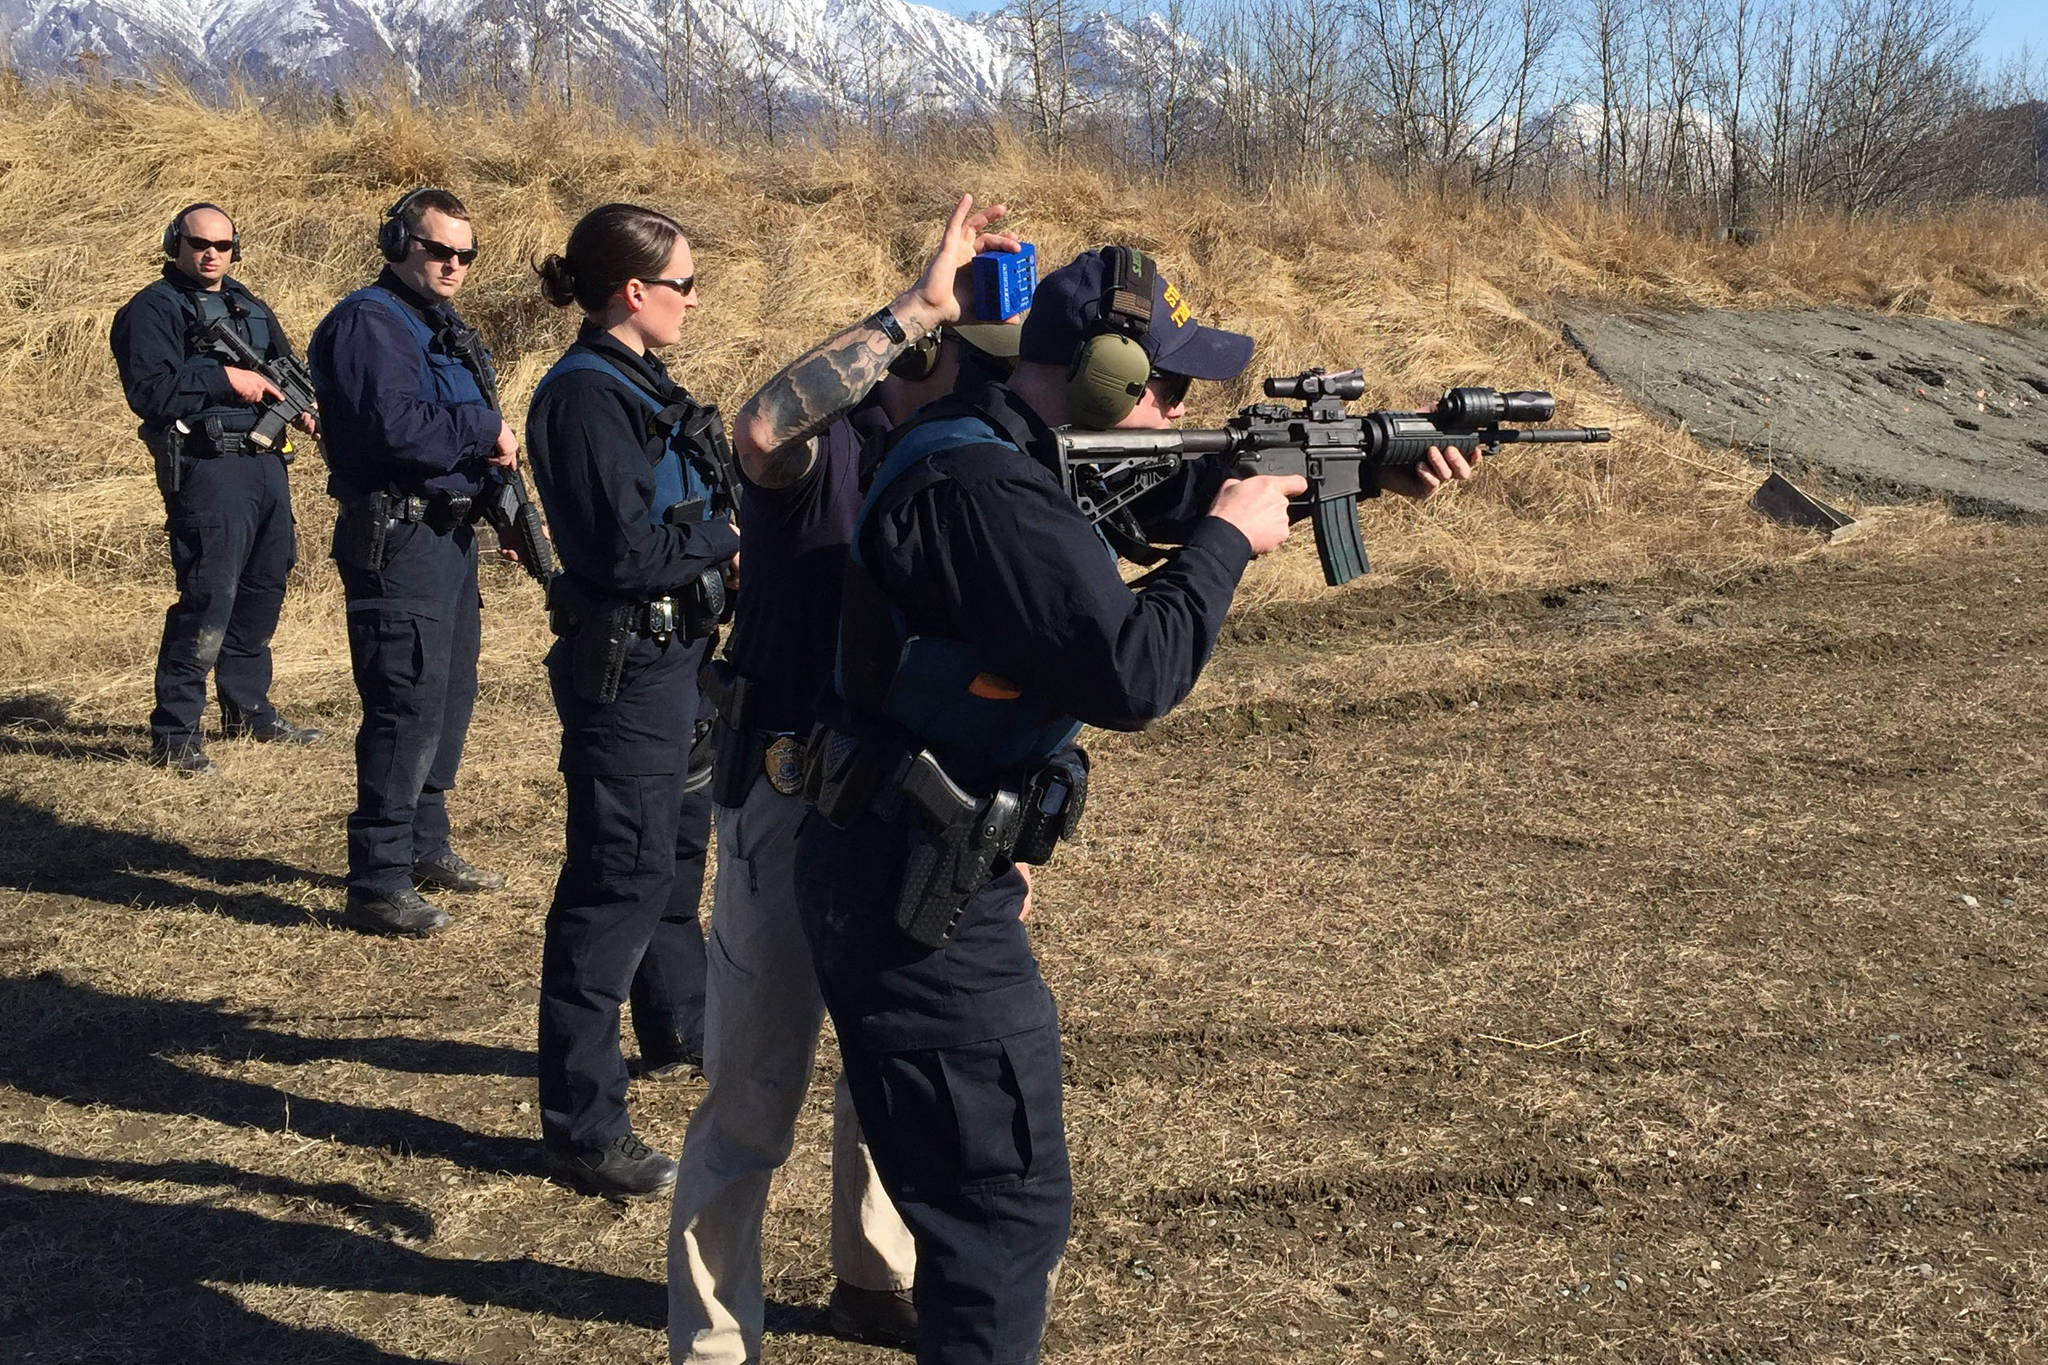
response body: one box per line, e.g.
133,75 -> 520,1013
530,350 -> 730,531
310,286 -> 494,495
174,285 -> 274,434
837,411 -> 1089,772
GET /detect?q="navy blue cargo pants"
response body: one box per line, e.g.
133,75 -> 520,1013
336,517 -> 480,898
796,811 -> 1071,1365
538,632 -> 710,1154
151,450 -> 295,749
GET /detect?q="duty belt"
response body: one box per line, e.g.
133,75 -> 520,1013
803,725 -> 1088,925
352,491 -> 477,534
169,424 -> 253,458
195,431 -> 251,457
624,596 -> 682,640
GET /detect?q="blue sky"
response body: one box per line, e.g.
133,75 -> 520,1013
1973,0 -> 2047,70
915,0 -> 2045,80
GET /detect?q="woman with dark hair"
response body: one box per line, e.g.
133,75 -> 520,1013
524,202 -> 739,1199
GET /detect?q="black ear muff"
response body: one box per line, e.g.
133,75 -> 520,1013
887,331 -> 943,383
378,188 -> 433,263
1065,246 -> 1157,430
163,203 -> 241,262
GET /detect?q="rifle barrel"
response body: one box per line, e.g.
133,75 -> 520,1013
1495,427 -> 1612,443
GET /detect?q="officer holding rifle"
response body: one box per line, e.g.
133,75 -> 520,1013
791,244 -> 1480,1362
111,202 -> 324,776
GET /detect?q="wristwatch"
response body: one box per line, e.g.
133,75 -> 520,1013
869,307 -> 907,345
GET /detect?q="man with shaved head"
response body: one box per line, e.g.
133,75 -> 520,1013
112,202 -> 324,776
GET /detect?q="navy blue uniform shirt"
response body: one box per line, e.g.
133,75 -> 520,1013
524,323 -> 741,603
855,373 -> 1253,736
308,269 -> 501,499
110,266 -> 292,434
724,395 -> 890,735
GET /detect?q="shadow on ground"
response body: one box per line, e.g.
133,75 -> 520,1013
0,786 -> 341,928
0,689 -> 147,763
0,1142 -> 664,1360
0,973 -> 535,1174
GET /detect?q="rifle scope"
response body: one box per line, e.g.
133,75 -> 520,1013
1264,370 -> 1368,402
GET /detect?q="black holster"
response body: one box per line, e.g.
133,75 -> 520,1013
332,499 -> 392,572
142,421 -> 187,497
805,733 -> 1023,949
548,577 -> 632,706
702,659 -> 766,808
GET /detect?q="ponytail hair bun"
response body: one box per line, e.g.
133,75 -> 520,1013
540,203 -> 689,315
535,252 -> 579,309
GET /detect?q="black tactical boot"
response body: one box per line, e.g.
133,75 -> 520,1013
828,1280 -> 918,1349
343,887 -> 449,936
545,1133 -> 677,1200
148,740 -> 219,776
412,850 -> 506,894
224,713 -> 326,744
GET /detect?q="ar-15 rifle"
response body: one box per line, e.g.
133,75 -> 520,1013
193,316 -> 316,457
1055,371 -> 1613,585
440,321 -> 556,586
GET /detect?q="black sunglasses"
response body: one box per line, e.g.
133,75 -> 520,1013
637,274 -> 698,295
1149,369 -> 1193,408
410,234 -> 479,265
183,235 -> 235,253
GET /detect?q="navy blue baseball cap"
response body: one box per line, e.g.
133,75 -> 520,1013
1019,247 -> 1255,380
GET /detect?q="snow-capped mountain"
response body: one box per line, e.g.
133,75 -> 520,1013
1,0 -> 1113,113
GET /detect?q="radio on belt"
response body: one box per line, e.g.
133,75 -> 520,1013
970,242 -> 1036,321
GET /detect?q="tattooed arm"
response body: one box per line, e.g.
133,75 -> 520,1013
733,193 -> 1019,490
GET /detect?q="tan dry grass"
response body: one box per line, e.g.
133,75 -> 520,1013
5,81 -> 2041,687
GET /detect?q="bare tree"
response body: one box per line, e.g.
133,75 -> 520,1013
1205,0 -> 1268,185
1255,0 -> 1363,184
1000,0 -> 1088,155
1123,0 -> 1201,172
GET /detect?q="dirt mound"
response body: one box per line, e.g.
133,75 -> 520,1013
1559,305 -> 2048,516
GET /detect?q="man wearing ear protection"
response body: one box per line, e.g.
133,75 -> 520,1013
308,187 -> 522,937
668,194 -> 1022,1364
787,245 -> 1479,1363
111,202 -> 325,776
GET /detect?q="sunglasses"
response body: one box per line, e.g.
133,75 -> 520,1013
1148,369 -> 1193,408
183,235 -> 235,253
638,274 -> 698,296
411,235 -> 479,265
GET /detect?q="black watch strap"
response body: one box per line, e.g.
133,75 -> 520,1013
870,307 -> 907,345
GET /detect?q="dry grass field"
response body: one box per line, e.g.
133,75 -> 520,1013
1,78 -> 2046,1362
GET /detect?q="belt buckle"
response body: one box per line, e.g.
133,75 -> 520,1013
764,734 -> 805,795
647,597 -> 676,642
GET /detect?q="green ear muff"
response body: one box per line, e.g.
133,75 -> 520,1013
1064,246 -> 1158,430
1066,333 -> 1152,430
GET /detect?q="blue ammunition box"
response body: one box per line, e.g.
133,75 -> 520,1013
971,243 -> 1036,321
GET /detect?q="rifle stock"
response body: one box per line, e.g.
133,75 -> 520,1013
1056,371 -> 1611,586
